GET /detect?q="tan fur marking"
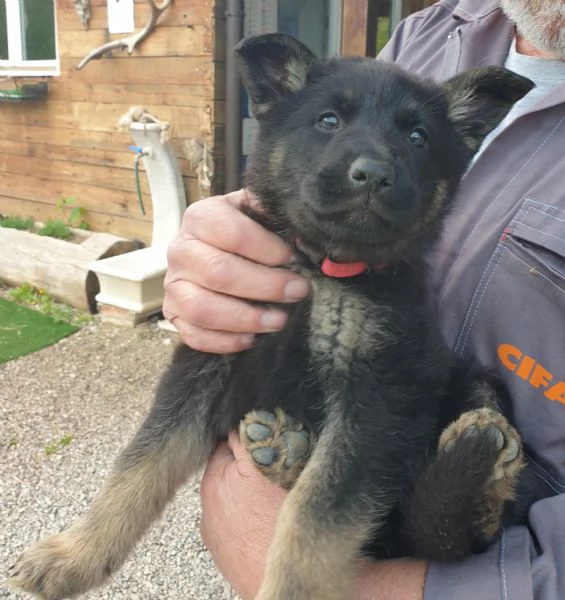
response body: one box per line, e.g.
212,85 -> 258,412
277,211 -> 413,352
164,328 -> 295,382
269,141 -> 287,178
285,59 -> 309,92
308,276 -> 391,372
423,179 -> 449,228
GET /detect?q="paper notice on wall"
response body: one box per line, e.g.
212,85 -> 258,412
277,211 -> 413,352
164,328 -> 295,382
107,0 -> 135,34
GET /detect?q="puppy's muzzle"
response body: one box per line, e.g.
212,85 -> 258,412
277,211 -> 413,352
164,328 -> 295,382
348,158 -> 396,193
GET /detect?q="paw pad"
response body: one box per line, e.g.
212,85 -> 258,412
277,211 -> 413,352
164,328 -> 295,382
439,408 -> 523,483
240,408 -> 314,489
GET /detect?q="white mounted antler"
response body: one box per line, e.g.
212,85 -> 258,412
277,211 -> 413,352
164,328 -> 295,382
76,0 -> 172,70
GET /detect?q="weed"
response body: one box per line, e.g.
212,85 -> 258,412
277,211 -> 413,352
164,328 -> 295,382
37,218 -> 73,240
0,198 -> 89,241
56,196 -> 89,230
6,283 -> 95,327
0,216 -> 35,231
58,434 -> 73,447
7,438 -> 18,448
6,282 -> 37,304
44,434 -> 73,456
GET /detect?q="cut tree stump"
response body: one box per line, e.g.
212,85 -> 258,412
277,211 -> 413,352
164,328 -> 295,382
0,227 -> 137,312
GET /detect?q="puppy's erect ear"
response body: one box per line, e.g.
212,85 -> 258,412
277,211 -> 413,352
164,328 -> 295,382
234,33 -> 319,117
444,67 -> 534,151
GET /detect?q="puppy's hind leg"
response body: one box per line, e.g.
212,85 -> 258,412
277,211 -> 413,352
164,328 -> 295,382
9,350 -> 232,600
403,407 -> 523,561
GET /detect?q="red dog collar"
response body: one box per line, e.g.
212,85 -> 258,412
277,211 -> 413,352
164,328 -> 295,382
321,257 -> 369,278
321,257 -> 388,278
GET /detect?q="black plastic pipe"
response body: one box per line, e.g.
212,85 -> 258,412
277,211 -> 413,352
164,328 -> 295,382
224,0 -> 244,192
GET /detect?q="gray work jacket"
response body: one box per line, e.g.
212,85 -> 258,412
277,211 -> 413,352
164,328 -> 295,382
379,1 -> 565,598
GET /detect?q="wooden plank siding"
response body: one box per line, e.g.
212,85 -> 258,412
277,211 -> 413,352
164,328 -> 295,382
342,0 -> 378,57
0,0 -> 226,244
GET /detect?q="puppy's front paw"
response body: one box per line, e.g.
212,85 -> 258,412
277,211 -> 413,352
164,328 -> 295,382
8,531 -> 114,600
240,408 -> 314,489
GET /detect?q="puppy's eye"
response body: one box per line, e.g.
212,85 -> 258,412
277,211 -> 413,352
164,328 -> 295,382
317,112 -> 340,131
408,128 -> 428,148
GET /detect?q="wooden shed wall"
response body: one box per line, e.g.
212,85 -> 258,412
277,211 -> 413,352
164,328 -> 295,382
0,0 -> 225,244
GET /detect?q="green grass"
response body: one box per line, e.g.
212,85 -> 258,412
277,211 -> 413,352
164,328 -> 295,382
0,215 -> 35,231
376,16 -> 391,54
0,297 -> 78,363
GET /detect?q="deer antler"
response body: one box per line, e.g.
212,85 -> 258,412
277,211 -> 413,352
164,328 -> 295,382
76,0 -> 172,70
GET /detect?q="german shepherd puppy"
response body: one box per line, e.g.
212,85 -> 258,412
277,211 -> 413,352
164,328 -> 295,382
10,34 -> 536,600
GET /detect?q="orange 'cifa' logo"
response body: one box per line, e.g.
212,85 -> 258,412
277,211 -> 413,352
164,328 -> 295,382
498,344 -> 565,406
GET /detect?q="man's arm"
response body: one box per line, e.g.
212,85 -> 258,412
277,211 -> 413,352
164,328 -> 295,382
200,433 -> 427,600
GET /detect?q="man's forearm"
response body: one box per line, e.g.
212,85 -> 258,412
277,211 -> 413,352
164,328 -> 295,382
355,558 -> 427,600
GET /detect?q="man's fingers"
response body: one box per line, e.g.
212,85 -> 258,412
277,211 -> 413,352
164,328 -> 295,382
181,193 -> 292,267
167,239 -> 308,305
223,188 -> 263,213
163,280 -> 289,334
167,320 -> 255,354
164,190 -> 309,353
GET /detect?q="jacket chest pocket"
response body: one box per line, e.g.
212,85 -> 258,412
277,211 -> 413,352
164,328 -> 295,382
454,199 -> 565,358
506,203 -> 565,290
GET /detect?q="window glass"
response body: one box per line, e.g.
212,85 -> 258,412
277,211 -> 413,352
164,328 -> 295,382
21,0 -> 56,60
0,1 -> 8,60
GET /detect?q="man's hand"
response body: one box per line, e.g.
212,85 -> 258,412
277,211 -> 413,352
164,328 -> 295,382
200,433 -> 427,600
163,189 -> 310,354
200,432 -> 286,599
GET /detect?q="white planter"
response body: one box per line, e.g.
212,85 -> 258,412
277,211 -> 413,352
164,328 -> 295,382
90,245 -> 167,322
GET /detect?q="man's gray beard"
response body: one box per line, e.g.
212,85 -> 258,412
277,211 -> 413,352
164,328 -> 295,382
500,0 -> 565,59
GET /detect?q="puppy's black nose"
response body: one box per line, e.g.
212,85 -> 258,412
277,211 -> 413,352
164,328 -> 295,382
348,158 -> 395,190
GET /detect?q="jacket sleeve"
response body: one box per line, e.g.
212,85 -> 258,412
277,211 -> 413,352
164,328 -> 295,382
424,469 -> 564,600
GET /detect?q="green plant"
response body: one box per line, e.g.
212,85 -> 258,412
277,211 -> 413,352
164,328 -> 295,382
56,196 -> 89,230
7,438 -> 18,448
6,282 -> 38,304
0,215 -> 35,231
44,434 -> 73,456
376,16 -> 391,53
6,283 -> 94,327
37,218 -> 73,240
0,198 -> 89,240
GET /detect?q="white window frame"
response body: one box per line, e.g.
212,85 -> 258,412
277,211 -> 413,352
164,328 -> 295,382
0,0 -> 59,76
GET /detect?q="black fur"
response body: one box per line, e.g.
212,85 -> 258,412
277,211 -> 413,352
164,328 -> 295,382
164,36 -> 536,559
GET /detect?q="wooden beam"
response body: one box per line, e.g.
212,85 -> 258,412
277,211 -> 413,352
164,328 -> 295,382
341,0 -> 377,57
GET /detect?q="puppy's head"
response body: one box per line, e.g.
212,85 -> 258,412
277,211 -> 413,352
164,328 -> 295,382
235,34 -> 533,267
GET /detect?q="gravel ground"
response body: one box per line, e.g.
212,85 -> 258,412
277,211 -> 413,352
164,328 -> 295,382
1,320 -> 237,600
